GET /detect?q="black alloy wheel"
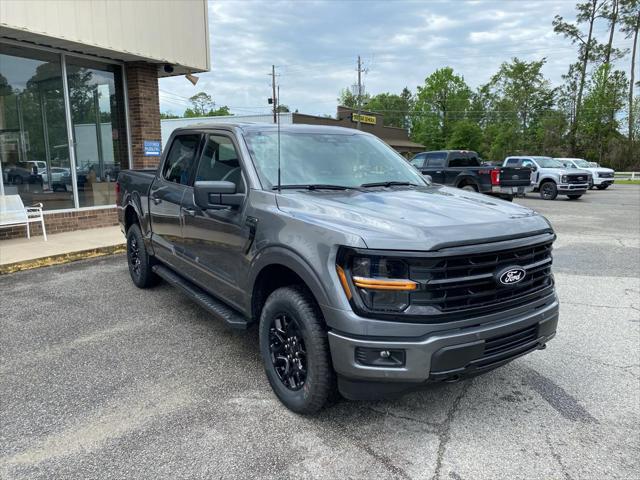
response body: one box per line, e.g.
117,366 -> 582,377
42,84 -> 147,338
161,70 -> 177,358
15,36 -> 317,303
126,224 -> 159,288
540,181 -> 558,200
268,313 -> 307,391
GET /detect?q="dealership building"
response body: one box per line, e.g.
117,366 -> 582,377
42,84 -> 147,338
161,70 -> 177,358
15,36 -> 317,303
0,0 -> 209,239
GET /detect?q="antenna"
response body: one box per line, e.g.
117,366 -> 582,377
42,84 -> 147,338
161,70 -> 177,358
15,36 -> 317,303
277,84 -> 281,193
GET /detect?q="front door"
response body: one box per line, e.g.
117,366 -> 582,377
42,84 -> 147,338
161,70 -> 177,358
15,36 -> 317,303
422,152 -> 446,183
149,133 -> 201,265
179,133 -> 252,309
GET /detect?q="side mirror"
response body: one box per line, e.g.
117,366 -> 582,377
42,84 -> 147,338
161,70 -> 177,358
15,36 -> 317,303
194,180 -> 243,209
530,166 -> 538,172
424,174 -> 433,184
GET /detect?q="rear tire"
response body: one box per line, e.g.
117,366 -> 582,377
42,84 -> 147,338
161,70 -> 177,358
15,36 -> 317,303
540,181 -> 558,200
567,194 -> 582,200
126,224 -> 159,288
259,286 -> 337,414
461,184 -> 478,192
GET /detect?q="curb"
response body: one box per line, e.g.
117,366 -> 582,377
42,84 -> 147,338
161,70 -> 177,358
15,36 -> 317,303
0,243 -> 126,275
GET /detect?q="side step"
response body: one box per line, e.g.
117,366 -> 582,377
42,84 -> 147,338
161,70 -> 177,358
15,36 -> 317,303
152,264 -> 250,330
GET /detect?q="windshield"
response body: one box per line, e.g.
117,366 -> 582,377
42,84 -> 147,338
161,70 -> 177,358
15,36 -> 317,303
243,131 -> 427,189
574,159 -> 592,168
535,157 -> 565,168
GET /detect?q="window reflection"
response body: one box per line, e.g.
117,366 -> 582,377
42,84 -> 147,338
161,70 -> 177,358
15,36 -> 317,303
66,59 -> 127,207
0,44 -> 74,210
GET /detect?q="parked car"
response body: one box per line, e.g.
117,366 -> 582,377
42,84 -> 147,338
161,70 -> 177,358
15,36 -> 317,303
3,162 -> 43,186
555,157 -> 615,190
25,160 -> 47,175
118,124 -> 559,413
503,156 -> 590,200
409,150 -> 533,201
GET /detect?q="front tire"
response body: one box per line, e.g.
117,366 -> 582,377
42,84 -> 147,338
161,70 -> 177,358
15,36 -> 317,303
540,181 -> 558,200
259,286 -> 336,414
596,184 -> 609,190
126,224 -> 159,288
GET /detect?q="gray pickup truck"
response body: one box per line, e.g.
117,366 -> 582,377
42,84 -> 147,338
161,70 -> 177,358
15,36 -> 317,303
117,124 -> 559,413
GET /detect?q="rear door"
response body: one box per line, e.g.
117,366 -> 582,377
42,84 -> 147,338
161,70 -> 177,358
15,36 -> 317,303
421,152 -> 447,183
178,132 -> 252,308
149,133 -> 201,264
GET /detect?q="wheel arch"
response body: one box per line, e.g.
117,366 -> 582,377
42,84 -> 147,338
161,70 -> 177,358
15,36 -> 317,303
248,247 -> 332,323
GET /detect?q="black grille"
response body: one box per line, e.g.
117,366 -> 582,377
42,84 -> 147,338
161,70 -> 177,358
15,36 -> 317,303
483,324 -> 538,357
409,240 -> 554,314
566,174 -> 589,184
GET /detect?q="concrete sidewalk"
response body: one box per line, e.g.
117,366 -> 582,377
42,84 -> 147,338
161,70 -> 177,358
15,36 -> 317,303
0,226 -> 125,274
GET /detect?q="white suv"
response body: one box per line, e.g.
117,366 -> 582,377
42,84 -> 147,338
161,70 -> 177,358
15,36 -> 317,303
556,158 -> 615,190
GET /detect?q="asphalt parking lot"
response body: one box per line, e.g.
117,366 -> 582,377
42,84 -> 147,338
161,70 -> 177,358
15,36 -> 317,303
1,185 -> 639,480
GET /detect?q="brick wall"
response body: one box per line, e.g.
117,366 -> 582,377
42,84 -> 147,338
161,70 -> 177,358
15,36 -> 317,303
0,208 -> 118,240
126,62 -> 162,170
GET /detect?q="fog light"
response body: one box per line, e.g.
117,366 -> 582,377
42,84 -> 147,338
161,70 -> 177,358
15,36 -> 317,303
355,347 -> 405,367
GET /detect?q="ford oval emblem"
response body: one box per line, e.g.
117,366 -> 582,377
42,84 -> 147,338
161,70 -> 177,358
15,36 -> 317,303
497,267 -> 526,285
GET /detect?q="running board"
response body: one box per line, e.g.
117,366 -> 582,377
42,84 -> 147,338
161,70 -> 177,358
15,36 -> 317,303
152,264 -> 250,330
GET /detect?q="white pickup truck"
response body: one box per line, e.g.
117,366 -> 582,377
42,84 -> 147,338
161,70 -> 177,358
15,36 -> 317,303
555,158 -> 615,190
503,156 -> 591,200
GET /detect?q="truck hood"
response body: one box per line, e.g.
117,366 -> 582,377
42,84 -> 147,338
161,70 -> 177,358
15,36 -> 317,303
275,185 -> 552,250
585,167 -> 614,175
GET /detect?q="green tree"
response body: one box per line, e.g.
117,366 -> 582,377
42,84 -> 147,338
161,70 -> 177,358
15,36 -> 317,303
276,104 -> 290,113
365,89 -> 413,128
187,91 -> 215,116
337,87 -> 370,109
411,68 -> 471,148
483,58 -> 556,151
446,120 -> 482,152
620,0 -> 640,148
553,0 -> 606,153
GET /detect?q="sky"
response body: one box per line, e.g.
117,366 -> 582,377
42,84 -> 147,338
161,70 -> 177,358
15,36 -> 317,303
158,0 -> 636,118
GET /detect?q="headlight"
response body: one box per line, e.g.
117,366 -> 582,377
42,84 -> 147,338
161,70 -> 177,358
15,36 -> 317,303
561,175 -> 567,183
337,251 -> 417,312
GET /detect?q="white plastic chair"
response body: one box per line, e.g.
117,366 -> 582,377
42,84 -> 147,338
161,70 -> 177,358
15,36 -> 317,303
0,195 -> 47,241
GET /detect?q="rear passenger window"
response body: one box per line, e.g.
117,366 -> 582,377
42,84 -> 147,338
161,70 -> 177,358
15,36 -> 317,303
195,135 -> 244,193
449,154 -> 480,167
162,134 -> 201,185
426,153 -> 446,168
505,158 -> 519,166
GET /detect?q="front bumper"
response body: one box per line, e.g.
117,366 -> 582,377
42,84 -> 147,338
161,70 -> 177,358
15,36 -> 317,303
558,183 -> 588,193
593,177 -> 614,186
327,295 -> 558,398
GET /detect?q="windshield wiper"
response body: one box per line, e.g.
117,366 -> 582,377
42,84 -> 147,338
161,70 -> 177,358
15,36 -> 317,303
360,181 -> 419,188
272,184 -> 355,191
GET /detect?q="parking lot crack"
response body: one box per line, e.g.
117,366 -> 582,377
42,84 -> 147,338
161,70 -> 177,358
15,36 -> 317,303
364,406 -> 441,431
431,381 -> 473,480
544,434 -> 574,480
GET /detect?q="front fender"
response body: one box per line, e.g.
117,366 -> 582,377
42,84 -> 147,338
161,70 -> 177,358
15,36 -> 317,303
246,246 -> 333,309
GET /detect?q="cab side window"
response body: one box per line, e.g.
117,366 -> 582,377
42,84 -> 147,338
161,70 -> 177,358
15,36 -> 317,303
195,135 -> 244,193
162,134 -> 201,185
426,152 -> 446,168
505,158 -> 519,166
410,154 -> 426,168
521,159 -> 534,168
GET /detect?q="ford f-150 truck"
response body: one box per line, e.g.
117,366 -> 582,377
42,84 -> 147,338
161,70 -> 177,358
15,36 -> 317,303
409,150 -> 533,201
117,124 -> 559,413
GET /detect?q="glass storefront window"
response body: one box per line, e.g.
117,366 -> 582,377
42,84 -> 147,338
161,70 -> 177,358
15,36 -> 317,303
0,45 -> 74,210
66,58 -> 128,207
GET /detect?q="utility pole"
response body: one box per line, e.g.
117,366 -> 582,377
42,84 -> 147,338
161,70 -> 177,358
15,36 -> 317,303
271,64 -> 277,123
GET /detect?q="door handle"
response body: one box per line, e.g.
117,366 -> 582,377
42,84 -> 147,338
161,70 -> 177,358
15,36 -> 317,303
436,171 -> 442,174
182,207 -> 196,216
151,194 -> 162,205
